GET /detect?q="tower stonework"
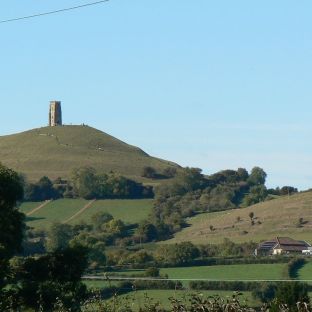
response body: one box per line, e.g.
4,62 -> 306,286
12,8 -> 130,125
49,101 -> 62,126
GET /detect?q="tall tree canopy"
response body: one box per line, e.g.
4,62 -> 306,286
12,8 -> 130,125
0,163 -> 25,286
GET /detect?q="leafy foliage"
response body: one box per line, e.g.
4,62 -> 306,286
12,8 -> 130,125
154,242 -> 200,266
71,167 -> 154,199
0,163 -> 25,289
8,246 -> 89,311
24,176 -> 61,201
142,166 -> 157,178
45,222 -> 73,252
150,167 -> 268,240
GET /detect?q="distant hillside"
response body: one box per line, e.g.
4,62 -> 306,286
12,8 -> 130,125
0,125 -> 178,181
168,191 -> 312,244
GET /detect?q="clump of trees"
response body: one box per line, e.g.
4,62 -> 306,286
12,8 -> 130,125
146,167 -> 269,240
268,186 -> 298,196
42,212 -> 129,268
7,247 -> 89,311
22,167 -> 154,201
154,242 -> 200,266
141,166 -> 178,179
71,167 -> 153,199
252,282 -> 310,308
24,176 -> 62,201
141,166 -> 158,179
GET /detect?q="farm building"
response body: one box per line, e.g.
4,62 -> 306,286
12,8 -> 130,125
256,237 -> 311,256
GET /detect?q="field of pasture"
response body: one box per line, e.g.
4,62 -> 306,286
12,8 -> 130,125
83,261 -> 312,309
19,198 -> 153,230
160,263 -> 286,282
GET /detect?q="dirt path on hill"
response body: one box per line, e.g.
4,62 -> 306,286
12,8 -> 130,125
64,199 -> 96,223
26,200 -> 53,216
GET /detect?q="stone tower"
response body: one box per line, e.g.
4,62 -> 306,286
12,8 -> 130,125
49,101 -> 62,126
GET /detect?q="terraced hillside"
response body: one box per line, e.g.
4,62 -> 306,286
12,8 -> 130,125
0,125 -> 178,181
169,191 -> 312,244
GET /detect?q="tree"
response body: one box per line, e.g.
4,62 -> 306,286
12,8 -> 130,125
45,222 -> 73,252
71,167 -> 97,199
280,186 -> 298,196
247,167 -> 267,186
163,167 -> 177,178
70,233 -> 106,268
237,168 -> 249,181
145,267 -> 160,277
243,185 -> 268,207
142,166 -> 157,179
13,246 -> 88,311
178,167 -> 206,192
104,219 -> 126,237
72,167 -> 152,199
127,250 -> 152,264
91,212 -> 113,232
173,242 -> 200,266
200,185 -> 236,212
136,221 -> 158,243
37,176 -> 57,200
274,282 -> 310,308
252,283 -> 277,303
24,176 -> 60,201
155,242 -> 199,266
0,163 -> 24,288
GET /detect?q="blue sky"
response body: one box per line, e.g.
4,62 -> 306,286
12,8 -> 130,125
0,1 -> 311,189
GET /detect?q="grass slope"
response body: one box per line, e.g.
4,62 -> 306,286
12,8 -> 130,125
22,199 -> 89,230
19,202 -> 44,215
0,125 -> 178,181
20,199 -> 153,230
71,199 -> 153,225
169,191 -> 312,244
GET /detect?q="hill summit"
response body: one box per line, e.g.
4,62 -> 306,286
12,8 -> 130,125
0,125 -> 178,181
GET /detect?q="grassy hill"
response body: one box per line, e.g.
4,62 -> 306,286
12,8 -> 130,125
0,125 -> 178,181
168,191 -> 312,244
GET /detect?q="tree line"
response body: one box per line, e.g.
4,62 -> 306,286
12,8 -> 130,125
23,167 -> 154,201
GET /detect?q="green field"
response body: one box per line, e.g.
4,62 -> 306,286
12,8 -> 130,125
168,191 -> 312,244
84,280 -> 119,288
112,290 -> 258,310
0,125 -> 178,182
19,201 -> 44,215
160,264 -> 286,282
298,261 -> 312,282
71,199 -> 153,225
83,263 -> 286,290
84,261 -> 312,309
97,264 -> 286,282
20,198 -> 153,230
23,199 -> 89,229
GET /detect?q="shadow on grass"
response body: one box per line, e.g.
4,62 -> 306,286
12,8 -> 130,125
25,216 -> 45,222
